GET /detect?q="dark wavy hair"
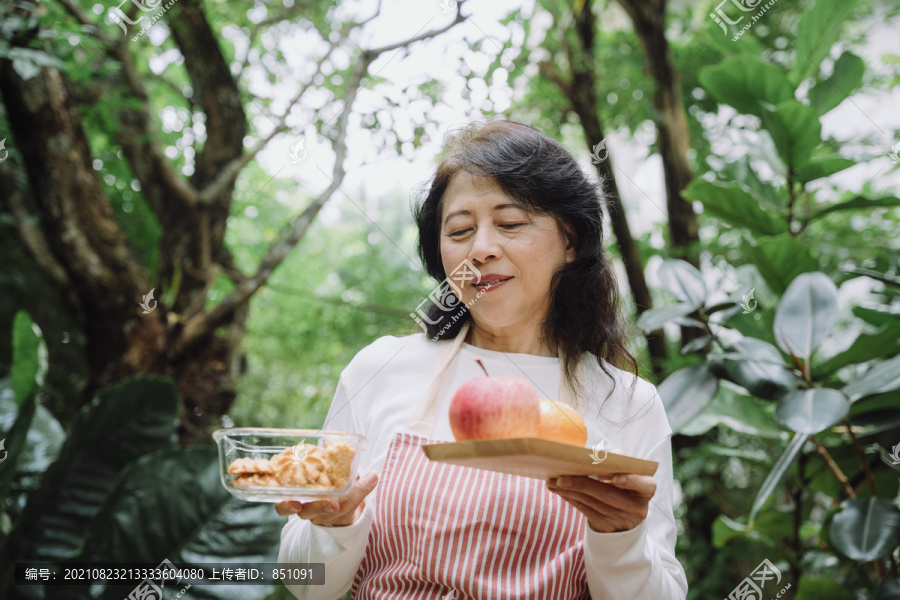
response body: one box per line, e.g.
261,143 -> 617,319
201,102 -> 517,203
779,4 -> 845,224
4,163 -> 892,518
411,119 -> 639,411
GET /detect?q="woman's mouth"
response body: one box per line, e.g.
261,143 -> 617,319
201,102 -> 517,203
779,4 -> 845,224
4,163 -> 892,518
472,275 -> 512,292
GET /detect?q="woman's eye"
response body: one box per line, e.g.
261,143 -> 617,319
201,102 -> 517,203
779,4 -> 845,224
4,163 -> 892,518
448,229 -> 471,238
500,223 -> 525,230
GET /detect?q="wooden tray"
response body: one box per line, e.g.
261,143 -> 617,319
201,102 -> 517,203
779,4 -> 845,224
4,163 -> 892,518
421,437 -> 658,481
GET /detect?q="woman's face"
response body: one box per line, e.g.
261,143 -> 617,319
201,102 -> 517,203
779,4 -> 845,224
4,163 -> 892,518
439,171 -> 575,333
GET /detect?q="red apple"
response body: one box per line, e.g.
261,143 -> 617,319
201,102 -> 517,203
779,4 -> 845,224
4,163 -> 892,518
449,360 -> 540,440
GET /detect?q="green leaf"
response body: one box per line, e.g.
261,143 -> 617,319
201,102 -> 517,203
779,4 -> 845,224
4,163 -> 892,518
15,376 -> 179,562
749,432 -> 809,526
698,55 -> 794,117
679,382 -> 784,438
808,52 -> 865,115
845,409 -> 900,438
795,156 -> 856,183
657,259 -> 707,307
875,579 -> 900,600
657,365 -> 720,434
774,388 -> 850,434
721,159 -> 785,210
11,310 -> 46,408
829,497 -> 900,561
684,180 -> 787,236
0,393 -> 36,502
773,272 -> 838,360
712,514 -> 748,548
720,338 -> 800,401
83,447 -> 283,600
802,196 -> 900,222
760,100 -> 822,169
843,354 -> 900,402
852,305 -> 900,327
742,235 -> 818,295
793,0 -> 857,84
635,303 -> 696,333
813,320 -> 900,378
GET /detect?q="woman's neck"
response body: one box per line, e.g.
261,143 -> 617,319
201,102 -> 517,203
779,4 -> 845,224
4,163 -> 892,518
464,320 -> 558,357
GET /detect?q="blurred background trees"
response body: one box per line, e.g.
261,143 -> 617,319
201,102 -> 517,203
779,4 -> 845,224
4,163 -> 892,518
1,0 -> 899,597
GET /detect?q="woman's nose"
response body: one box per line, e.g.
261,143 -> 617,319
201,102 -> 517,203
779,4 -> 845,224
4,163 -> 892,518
468,225 -> 504,263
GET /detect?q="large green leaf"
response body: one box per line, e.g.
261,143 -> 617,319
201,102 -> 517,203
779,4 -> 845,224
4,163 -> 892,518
11,310 -> 46,408
13,376 -> 179,562
853,304 -> 900,327
843,354 -> 900,402
802,196 -> 900,222
760,100 -> 822,169
657,259 -> 707,307
679,382 -> 783,438
875,579 -> 900,600
774,388 -> 850,434
812,320 -> 900,378
795,155 -> 856,184
808,52 -> 865,115
716,338 -> 799,400
657,365 -> 719,434
773,272 -> 838,361
698,55 -> 794,117
683,180 -> 787,236
635,303 -> 696,333
83,447 -> 284,600
845,409 -> 900,438
0,394 -> 36,505
742,235 -> 818,295
829,497 -> 900,561
749,432 -> 809,526
793,0 -> 857,84
721,159 -> 785,211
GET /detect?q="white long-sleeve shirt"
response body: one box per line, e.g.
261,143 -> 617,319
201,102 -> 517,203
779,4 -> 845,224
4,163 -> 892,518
278,332 -> 688,599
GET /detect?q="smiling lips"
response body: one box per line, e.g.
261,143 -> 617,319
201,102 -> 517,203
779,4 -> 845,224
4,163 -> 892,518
473,274 -> 513,291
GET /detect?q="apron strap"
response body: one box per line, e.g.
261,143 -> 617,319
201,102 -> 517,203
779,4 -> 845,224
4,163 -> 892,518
404,320 -> 585,438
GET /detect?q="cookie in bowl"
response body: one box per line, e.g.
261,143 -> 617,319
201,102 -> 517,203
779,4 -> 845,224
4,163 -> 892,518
213,428 -> 364,502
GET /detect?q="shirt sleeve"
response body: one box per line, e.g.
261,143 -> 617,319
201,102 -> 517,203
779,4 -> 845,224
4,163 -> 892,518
582,428 -> 688,600
278,374 -> 377,600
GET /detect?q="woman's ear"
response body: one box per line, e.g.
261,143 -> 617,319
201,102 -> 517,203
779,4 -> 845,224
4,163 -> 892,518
563,227 -> 577,263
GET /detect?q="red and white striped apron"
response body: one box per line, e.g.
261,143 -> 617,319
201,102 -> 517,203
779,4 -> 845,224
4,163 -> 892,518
350,321 -> 591,599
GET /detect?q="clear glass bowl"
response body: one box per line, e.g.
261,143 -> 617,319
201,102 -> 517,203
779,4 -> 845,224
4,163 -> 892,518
212,428 -> 364,502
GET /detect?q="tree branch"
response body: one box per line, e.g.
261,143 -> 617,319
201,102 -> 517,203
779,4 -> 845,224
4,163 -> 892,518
171,10 -> 467,358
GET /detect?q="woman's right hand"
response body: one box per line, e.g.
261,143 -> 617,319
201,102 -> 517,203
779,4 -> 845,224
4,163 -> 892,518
275,472 -> 379,527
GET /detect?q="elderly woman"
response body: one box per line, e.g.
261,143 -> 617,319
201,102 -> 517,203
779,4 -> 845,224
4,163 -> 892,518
277,120 -> 688,599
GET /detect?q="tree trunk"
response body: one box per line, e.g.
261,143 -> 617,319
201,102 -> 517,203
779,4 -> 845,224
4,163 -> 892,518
1,0 -> 468,445
0,61 -> 167,392
617,0 -> 703,346
544,0 -> 668,374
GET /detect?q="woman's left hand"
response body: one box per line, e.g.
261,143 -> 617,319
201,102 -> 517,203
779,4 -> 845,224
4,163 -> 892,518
546,473 -> 657,533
